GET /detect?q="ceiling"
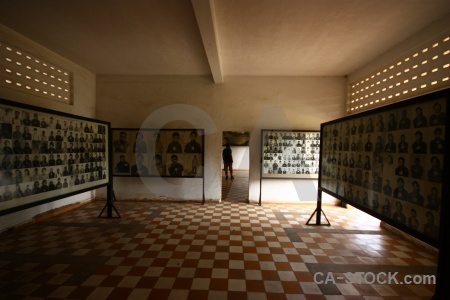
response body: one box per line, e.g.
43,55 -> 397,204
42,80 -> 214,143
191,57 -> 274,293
0,0 -> 449,83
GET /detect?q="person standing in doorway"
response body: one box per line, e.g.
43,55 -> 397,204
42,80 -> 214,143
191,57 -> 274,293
222,143 -> 234,179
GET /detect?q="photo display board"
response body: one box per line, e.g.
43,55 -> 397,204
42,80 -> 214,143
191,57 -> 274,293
222,131 -> 250,146
0,98 -> 110,216
261,130 -> 320,179
112,128 -> 204,178
320,89 -> 449,247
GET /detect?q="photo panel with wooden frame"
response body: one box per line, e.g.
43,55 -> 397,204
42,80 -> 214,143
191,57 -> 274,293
0,98 -> 110,216
261,130 -> 320,179
222,131 -> 250,146
319,88 -> 449,247
112,128 -> 204,178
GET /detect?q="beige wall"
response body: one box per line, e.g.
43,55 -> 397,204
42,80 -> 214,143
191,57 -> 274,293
96,75 -> 346,202
0,24 -> 97,231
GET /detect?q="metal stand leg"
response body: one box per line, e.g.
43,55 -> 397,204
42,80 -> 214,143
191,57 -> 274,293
306,190 -> 330,226
98,188 -> 121,219
306,207 -> 331,226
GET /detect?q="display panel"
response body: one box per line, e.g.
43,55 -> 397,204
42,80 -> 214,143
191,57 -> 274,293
261,130 -> 320,179
0,98 -> 110,216
222,131 -> 250,146
320,89 -> 449,247
112,128 -> 204,178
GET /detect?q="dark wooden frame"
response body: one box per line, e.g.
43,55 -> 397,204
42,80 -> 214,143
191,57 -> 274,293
0,98 -> 110,216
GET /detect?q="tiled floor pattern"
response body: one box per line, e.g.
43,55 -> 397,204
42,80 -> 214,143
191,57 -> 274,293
222,170 -> 249,202
0,200 -> 437,299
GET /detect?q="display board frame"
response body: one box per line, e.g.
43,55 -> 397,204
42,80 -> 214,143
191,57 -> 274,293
261,129 -> 320,179
112,128 -> 205,178
0,98 -> 110,216
319,89 -> 449,247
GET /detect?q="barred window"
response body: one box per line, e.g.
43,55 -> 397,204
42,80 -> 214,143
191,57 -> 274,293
0,40 -> 72,104
348,34 -> 450,114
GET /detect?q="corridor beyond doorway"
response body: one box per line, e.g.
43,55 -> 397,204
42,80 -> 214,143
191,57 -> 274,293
221,170 -> 249,202
221,131 -> 250,202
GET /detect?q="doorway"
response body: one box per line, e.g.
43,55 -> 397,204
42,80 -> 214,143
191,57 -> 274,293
221,132 -> 250,202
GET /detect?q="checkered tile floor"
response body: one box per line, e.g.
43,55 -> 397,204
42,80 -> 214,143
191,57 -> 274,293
0,181 -> 438,299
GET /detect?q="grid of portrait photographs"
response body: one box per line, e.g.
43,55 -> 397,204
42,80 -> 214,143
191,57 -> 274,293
0,99 -> 109,215
261,130 -> 320,179
320,95 -> 447,245
112,129 -> 204,178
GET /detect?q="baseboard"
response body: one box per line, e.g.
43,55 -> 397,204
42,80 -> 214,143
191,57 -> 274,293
0,198 -> 94,235
94,197 -> 220,204
34,198 -> 93,222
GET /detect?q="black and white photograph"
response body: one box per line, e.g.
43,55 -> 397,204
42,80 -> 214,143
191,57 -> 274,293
0,99 -> 110,216
112,128 -> 204,178
261,130 -> 320,179
320,92 -> 447,246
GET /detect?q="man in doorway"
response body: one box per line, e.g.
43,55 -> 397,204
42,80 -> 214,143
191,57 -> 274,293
222,143 -> 234,179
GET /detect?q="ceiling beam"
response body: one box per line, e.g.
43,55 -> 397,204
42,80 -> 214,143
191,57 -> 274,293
191,0 -> 223,83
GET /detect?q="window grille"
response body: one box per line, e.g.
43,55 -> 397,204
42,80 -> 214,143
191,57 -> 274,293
348,34 -> 450,114
0,40 -> 72,104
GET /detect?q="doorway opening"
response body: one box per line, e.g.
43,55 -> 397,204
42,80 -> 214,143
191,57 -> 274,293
221,132 -> 250,202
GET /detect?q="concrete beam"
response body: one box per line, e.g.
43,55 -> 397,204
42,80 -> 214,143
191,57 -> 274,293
191,0 -> 223,83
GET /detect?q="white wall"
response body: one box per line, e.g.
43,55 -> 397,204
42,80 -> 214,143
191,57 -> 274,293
96,75 -> 347,202
232,146 -> 249,170
0,24 -> 97,231
221,146 -> 249,171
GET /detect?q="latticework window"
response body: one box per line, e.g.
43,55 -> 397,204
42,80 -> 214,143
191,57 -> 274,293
348,34 -> 450,114
0,40 -> 72,104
